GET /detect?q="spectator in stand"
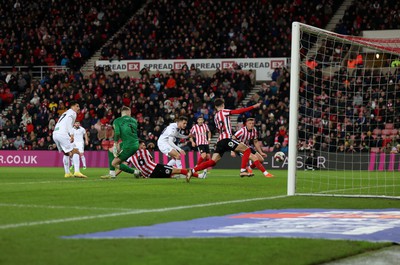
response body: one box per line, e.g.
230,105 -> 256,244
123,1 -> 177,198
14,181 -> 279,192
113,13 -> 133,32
13,135 -> 25,150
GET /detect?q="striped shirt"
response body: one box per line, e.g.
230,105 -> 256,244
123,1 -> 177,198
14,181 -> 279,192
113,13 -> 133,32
190,123 -> 210,146
234,127 -> 258,147
128,149 -> 157,178
214,109 -> 232,141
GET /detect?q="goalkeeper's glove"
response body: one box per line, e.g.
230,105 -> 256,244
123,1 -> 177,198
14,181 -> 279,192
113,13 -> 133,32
113,143 -> 119,157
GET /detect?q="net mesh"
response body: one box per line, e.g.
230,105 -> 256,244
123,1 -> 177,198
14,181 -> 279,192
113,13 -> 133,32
293,24 -> 400,198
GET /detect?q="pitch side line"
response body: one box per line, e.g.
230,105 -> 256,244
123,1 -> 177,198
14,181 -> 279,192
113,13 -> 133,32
0,203 -> 134,212
0,195 -> 287,230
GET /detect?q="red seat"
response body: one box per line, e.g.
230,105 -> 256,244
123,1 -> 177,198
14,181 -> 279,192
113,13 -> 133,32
370,147 -> 380,153
101,140 -> 110,150
382,129 -> 391,135
372,129 -> 381,135
385,123 -> 394,130
391,129 -> 398,135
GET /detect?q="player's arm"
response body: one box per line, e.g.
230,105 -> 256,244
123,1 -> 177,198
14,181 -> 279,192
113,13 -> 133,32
113,120 -> 121,157
207,127 -> 212,143
84,130 -> 89,146
189,128 -> 196,146
168,136 -> 183,153
230,103 -> 261,115
254,139 -> 267,157
66,115 -> 75,143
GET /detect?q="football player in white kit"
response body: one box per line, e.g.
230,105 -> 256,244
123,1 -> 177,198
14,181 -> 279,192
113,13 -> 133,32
52,101 -> 87,178
157,116 -> 190,169
70,121 -> 89,171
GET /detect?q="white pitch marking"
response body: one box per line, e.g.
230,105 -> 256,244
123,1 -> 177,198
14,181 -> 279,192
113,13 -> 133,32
0,195 -> 287,230
0,203 -> 133,212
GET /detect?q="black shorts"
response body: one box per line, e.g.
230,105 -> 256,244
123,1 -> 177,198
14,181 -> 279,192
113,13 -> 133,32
214,138 -> 240,156
149,164 -> 174,178
197,144 -> 210,154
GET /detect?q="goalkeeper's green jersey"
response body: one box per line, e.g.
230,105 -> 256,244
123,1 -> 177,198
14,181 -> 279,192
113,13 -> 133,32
113,115 -> 139,144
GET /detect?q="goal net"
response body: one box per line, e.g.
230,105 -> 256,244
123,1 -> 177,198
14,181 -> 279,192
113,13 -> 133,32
288,22 -> 400,198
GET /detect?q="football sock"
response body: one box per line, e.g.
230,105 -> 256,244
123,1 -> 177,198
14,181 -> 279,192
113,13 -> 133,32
81,156 -> 86,168
120,163 -> 135,174
109,170 -> 116,177
180,169 -> 199,178
194,160 -> 216,172
253,160 -> 269,175
197,156 -> 204,165
241,148 -> 251,171
108,150 -> 115,170
73,154 -> 80,173
63,155 -> 70,173
175,159 -> 182,169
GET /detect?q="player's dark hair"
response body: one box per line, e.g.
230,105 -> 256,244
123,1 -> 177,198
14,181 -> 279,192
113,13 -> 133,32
139,139 -> 146,145
178,116 -> 188,121
70,101 -> 79,107
214,98 -> 225,107
246,118 -> 255,122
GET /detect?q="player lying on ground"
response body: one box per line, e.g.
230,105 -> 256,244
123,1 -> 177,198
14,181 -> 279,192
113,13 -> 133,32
111,140 -> 204,179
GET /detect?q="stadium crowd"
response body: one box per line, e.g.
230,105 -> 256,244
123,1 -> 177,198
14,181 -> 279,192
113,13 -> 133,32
1,0 -> 400,154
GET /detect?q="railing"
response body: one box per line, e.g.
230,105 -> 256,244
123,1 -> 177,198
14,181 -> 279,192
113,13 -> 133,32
0,65 -> 69,80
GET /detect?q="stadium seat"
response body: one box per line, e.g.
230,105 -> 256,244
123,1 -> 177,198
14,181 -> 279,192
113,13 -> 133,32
381,129 -> 391,135
101,140 -> 110,150
372,129 -> 382,135
370,147 -> 380,153
391,129 -> 398,135
385,123 -> 394,130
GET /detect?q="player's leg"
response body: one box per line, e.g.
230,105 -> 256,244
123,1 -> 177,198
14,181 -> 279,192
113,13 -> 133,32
233,142 -> 252,176
100,148 -> 117,179
78,143 -> 87,170
71,148 -> 87,178
168,149 -> 183,169
112,143 -> 139,174
63,153 -> 73,178
249,152 -> 273,178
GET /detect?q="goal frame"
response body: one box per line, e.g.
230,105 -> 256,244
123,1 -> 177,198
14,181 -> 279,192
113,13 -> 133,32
287,22 -> 400,198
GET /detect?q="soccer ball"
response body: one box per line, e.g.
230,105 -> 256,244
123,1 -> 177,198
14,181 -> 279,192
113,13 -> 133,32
274,151 -> 285,162
133,168 -> 141,178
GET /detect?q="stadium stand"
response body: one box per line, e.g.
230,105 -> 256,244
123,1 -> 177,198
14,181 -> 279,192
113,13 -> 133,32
1,0 -> 399,154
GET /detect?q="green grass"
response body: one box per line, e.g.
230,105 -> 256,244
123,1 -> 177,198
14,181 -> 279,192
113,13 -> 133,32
0,167 -> 398,265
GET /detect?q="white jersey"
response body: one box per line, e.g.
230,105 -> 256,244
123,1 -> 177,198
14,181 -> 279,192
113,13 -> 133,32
157,122 -> 188,153
73,126 -> 86,144
53,109 -> 76,137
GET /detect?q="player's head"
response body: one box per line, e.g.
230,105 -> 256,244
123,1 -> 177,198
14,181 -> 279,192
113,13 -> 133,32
139,140 -> 146,149
70,101 -> 80,113
177,116 -> 188,129
74,121 -> 80,128
197,115 -> 204,125
245,118 -> 255,129
121,106 -> 131,117
214,98 -> 225,110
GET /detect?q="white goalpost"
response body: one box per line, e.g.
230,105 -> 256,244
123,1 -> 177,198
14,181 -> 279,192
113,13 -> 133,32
288,22 -> 400,198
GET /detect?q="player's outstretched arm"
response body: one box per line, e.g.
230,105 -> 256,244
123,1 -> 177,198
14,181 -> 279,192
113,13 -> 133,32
230,103 -> 261,115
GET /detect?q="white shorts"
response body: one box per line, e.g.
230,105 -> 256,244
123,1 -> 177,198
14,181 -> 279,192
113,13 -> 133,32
53,133 -> 74,153
158,141 -> 175,156
74,142 -> 85,153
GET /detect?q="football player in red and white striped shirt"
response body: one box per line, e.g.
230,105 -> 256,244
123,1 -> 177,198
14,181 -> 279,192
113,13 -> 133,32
190,116 -> 211,177
187,98 -> 270,181
126,140 -> 201,179
232,118 -> 272,178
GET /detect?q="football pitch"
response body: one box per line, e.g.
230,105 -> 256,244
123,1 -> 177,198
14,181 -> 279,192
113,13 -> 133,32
0,167 -> 399,265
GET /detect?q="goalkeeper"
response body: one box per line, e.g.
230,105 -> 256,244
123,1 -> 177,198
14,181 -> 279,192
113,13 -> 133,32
101,106 -> 139,179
